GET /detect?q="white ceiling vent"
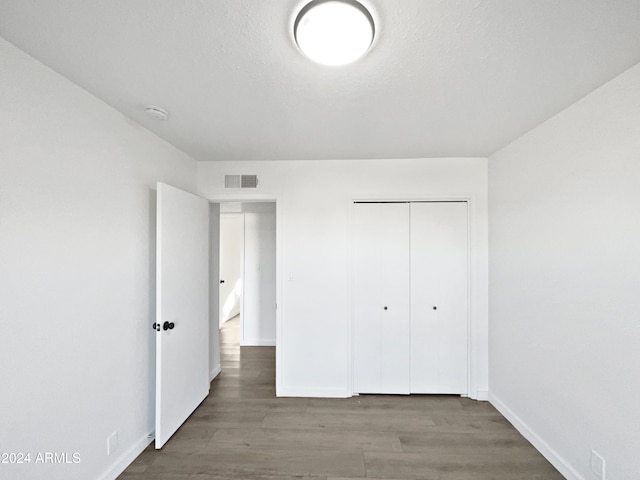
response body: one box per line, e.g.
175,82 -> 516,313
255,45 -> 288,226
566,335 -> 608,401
224,175 -> 259,189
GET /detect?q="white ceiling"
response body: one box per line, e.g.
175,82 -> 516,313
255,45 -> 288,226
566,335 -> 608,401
1,0 -> 640,161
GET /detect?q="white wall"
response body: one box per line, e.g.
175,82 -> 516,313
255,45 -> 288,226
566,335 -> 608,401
242,202 -> 277,346
219,213 -> 244,324
488,63 -> 640,480
198,158 -> 489,398
0,38 -> 197,480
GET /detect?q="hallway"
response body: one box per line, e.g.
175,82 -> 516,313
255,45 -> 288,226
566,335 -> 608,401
119,317 -> 562,479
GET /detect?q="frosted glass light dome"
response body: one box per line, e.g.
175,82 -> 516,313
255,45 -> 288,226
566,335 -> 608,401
294,0 -> 375,66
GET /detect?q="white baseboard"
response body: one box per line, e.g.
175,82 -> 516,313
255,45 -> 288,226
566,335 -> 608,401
475,389 -> 489,401
489,392 -> 583,480
240,338 -> 276,346
209,364 -> 222,382
277,386 -> 352,398
97,433 -> 153,480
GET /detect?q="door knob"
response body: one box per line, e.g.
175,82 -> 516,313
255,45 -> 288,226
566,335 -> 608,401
383,306 -> 388,310
433,306 -> 437,310
220,280 -> 225,284
152,323 -> 160,331
163,321 -> 175,331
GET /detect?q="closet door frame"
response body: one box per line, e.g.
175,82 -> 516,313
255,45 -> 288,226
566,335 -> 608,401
349,196 -> 477,399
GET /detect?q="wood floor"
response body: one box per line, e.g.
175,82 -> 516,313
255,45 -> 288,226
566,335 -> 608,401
118,317 -> 563,480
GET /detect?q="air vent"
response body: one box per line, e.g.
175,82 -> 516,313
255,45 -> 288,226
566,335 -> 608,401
241,175 -> 258,188
224,175 -> 258,189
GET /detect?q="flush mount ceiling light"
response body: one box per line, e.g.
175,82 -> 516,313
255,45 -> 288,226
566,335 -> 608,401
294,0 -> 375,66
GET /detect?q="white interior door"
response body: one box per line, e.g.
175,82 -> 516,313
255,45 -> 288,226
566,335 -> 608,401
353,203 -> 410,394
219,214 -> 244,326
410,202 -> 468,394
156,183 -> 210,449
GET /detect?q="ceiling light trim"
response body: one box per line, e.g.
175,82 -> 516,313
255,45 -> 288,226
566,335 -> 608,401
293,0 -> 376,66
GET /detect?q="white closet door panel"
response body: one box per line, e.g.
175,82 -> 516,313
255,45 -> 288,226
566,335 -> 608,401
353,203 -> 410,394
410,202 -> 468,394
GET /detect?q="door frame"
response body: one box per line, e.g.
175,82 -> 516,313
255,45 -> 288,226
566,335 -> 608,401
350,196 -> 480,399
204,193 -> 282,395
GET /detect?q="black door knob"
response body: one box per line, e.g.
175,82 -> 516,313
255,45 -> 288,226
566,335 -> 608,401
383,306 -> 388,310
163,321 -> 175,331
220,280 -> 225,284
152,323 -> 160,331
433,306 -> 437,310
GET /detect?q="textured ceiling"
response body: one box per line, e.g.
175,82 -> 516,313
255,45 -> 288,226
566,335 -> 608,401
1,0 -> 640,161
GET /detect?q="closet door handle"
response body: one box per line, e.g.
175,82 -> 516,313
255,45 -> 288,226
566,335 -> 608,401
383,306 -> 388,310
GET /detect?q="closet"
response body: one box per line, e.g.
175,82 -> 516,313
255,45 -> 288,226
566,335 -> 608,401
353,201 -> 468,395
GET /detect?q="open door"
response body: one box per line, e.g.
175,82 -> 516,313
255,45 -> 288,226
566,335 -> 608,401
155,183 -> 210,449
218,213 -> 244,326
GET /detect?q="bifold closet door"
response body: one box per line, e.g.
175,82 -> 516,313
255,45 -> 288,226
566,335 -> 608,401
353,203 -> 410,394
410,202 -> 468,394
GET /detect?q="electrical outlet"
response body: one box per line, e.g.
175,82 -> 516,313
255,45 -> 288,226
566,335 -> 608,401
590,450 -> 605,479
107,431 -> 118,456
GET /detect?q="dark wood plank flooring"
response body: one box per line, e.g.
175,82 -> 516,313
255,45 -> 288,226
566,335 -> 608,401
118,317 -> 563,480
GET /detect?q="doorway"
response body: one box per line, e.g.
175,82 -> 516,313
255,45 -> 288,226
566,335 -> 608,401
207,195 -> 280,395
